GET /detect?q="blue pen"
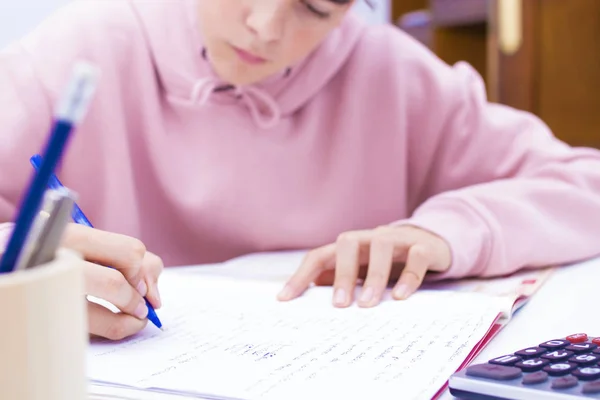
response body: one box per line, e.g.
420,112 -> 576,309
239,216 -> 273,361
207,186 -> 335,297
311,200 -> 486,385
30,154 -> 163,330
0,63 -> 99,273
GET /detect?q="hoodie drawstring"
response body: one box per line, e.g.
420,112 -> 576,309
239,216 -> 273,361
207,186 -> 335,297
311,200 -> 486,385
190,77 -> 218,106
233,85 -> 281,129
189,77 -> 281,129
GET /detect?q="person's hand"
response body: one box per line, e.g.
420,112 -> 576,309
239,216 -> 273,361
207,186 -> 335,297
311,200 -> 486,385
277,225 -> 451,307
62,224 -> 163,340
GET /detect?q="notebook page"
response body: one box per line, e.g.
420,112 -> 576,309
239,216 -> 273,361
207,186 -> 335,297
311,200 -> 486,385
88,274 -> 503,400
421,267 -> 554,319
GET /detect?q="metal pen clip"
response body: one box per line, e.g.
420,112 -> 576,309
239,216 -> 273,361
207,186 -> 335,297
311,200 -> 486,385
14,190 -> 62,271
14,188 -> 77,271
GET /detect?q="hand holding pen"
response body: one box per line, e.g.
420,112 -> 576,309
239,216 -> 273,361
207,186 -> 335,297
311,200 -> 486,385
31,154 -> 163,335
61,224 -> 164,339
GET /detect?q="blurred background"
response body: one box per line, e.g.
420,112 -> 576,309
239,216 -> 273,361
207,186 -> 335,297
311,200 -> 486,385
396,0 -> 600,149
0,0 -> 71,47
1,0 -> 598,148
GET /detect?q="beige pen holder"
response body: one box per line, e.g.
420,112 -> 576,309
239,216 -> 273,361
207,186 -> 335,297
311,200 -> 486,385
0,248 -> 88,400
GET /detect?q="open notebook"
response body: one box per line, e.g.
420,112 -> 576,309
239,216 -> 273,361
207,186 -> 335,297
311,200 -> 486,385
87,251 -> 552,400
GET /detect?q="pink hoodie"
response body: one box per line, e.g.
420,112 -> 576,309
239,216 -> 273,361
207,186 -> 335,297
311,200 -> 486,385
1,0 -> 600,281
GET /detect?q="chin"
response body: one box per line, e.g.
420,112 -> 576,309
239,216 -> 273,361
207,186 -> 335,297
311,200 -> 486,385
212,60 -> 275,86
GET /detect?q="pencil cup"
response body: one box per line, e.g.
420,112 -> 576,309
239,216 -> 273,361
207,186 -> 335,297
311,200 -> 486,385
0,249 -> 88,400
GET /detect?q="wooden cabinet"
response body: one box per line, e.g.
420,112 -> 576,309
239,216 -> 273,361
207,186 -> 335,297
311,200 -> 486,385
395,0 -> 600,148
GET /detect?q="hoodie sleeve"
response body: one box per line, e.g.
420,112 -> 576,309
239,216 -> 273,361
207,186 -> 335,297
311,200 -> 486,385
0,2 -> 98,232
0,1 -> 139,248
392,50 -> 600,280
0,41 -> 52,223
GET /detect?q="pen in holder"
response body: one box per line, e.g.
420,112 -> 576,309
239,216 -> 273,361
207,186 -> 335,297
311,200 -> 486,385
0,248 -> 88,400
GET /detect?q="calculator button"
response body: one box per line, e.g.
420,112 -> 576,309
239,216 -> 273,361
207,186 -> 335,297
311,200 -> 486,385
551,375 -> 578,389
541,350 -> 574,361
569,353 -> 600,365
566,333 -> 588,343
522,371 -> 548,385
573,367 -> 600,381
515,347 -> 546,358
465,363 -> 522,380
566,342 -> 597,353
540,340 -> 569,349
489,355 -> 521,366
543,362 -> 577,376
515,358 -> 551,372
582,380 -> 600,394
592,338 -> 600,346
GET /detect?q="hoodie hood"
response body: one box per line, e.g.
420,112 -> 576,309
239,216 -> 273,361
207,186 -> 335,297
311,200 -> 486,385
129,0 -> 366,128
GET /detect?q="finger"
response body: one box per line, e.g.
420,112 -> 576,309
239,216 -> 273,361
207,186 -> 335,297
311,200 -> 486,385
141,252 -> 164,309
392,245 -> 430,300
63,224 -> 148,296
333,231 -> 367,307
277,244 -> 335,301
84,262 -> 148,320
358,235 -> 395,307
88,301 -> 148,341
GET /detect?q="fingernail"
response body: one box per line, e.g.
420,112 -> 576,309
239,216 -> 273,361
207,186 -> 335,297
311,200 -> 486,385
359,286 -> 373,304
134,301 -> 148,319
333,288 -> 347,306
277,285 -> 293,300
394,284 -> 411,299
136,280 -> 147,297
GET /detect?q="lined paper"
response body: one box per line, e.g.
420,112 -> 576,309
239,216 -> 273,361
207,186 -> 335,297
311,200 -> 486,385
88,272 -> 504,400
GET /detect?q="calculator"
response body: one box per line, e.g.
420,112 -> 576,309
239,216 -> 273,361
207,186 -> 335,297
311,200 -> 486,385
448,333 -> 600,399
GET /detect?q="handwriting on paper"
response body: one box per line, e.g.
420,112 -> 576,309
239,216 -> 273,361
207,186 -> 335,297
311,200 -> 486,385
88,275 -> 502,400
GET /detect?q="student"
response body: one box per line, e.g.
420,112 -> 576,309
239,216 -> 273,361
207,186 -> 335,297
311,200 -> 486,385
2,0 -> 600,340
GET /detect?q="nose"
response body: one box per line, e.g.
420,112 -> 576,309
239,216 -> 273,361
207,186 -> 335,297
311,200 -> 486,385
245,3 -> 285,43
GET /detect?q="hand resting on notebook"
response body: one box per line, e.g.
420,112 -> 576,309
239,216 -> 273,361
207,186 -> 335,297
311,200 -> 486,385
278,225 -> 451,308
62,224 -> 163,340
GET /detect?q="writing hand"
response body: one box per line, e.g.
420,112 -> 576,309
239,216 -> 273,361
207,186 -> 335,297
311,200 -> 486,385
277,225 -> 451,307
62,224 -> 163,340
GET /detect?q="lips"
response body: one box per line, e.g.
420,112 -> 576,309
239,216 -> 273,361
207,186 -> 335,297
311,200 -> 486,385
232,46 -> 267,65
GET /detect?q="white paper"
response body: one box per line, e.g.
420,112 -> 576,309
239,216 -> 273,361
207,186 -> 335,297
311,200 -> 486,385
182,250 -> 307,283
88,273 -> 503,400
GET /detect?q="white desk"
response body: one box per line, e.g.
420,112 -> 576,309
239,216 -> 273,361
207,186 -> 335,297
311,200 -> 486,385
179,255 -> 600,399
